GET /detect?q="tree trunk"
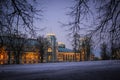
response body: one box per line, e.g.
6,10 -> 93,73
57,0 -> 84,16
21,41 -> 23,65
41,54 -> 43,63
8,51 -> 11,64
14,52 -> 20,64
40,50 -> 44,63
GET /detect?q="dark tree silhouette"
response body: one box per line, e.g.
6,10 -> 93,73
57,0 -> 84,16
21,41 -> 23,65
79,36 -> 92,61
36,36 -> 49,63
0,0 -> 42,47
100,42 -> 110,60
64,0 -> 91,61
66,0 -> 120,60
72,33 -> 80,61
92,0 -> 120,59
0,0 -> 42,64
84,36 -> 92,60
7,33 -> 27,64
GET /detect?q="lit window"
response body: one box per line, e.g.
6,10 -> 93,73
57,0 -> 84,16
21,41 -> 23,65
0,61 -> 3,64
1,55 -> 3,59
48,48 -> 52,52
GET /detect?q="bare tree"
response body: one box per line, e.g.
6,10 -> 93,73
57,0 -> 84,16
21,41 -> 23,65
36,36 -> 49,63
0,0 -> 42,64
84,36 -> 92,60
66,0 -> 120,60
7,33 -> 27,64
79,36 -> 92,61
64,0 -> 91,61
91,0 -> 120,59
72,33 -> 80,61
100,42 -> 110,60
0,0 -> 42,47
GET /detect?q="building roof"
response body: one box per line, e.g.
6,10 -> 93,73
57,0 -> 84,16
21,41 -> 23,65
25,39 -> 38,46
58,42 -> 65,45
58,48 -> 73,52
46,33 -> 56,36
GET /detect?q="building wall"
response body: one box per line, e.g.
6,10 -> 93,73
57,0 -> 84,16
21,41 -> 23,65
46,34 -> 57,62
0,47 -> 40,64
57,52 -> 85,62
0,48 -> 94,64
0,47 -> 8,64
21,52 -> 39,64
0,35 -> 95,64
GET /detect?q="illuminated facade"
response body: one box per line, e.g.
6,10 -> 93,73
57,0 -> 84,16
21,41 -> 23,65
21,52 -> 39,64
22,39 -> 40,64
46,33 -> 57,62
0,34 -> 94,64
57,42 -> 84,62
0,47 -> 8,64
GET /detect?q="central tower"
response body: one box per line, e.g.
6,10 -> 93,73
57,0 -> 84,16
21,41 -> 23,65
46,33 -> 57,62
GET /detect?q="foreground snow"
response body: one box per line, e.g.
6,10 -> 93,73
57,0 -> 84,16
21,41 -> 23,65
0,60 -> 120,80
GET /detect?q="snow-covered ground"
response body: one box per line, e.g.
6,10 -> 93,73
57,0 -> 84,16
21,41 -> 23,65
0,60 -> 120,80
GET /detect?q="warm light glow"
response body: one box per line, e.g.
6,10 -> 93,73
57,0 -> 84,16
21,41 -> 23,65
1,55 -> 3,59
22,52 -> 39,64
48,48 -> 52,52
58,42 -> 64,44
48,55 -> 51,61
46,33 -> 56,36
0,61 -> 3,64
0,47 -> 8,64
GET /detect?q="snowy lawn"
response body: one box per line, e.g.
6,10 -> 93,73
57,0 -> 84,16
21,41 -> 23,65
0,60 -> 120,80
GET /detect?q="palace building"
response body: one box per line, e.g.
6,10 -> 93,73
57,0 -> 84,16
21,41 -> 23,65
57,42 -> 81,62
0,34 -> 94,64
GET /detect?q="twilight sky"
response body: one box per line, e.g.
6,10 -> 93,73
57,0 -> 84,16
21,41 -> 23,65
34,0 -> 100,57
35,0 -> 74,49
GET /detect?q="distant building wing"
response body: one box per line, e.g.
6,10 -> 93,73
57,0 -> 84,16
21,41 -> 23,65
58,48 -> 73,52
